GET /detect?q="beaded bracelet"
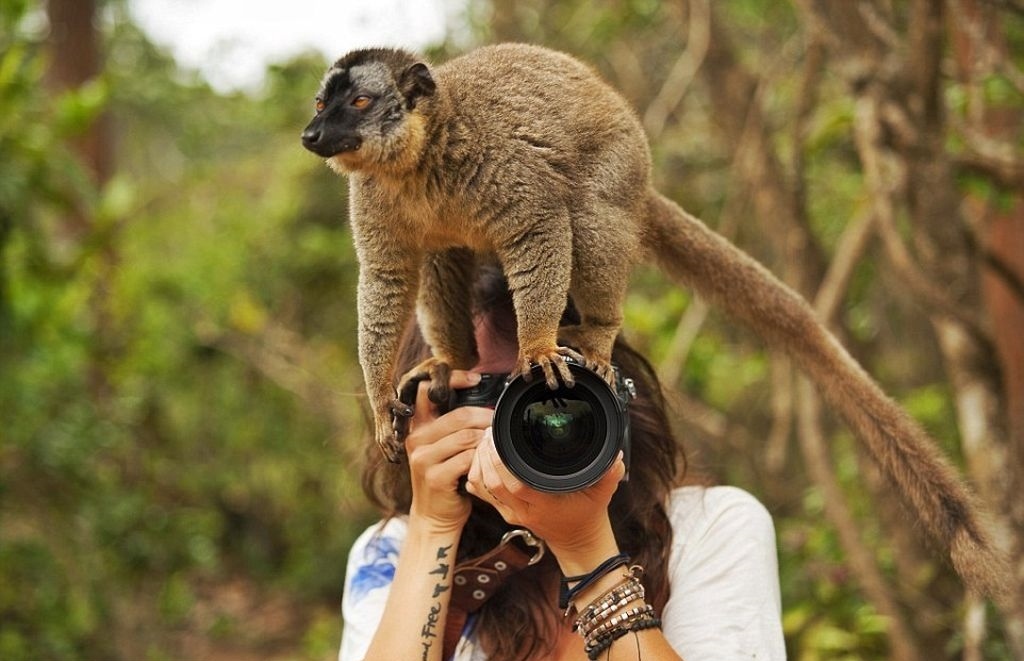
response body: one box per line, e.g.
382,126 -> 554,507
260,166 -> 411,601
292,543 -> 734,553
577,587 -> 644,636
573,565 -> 644,621
584,608 -> 660,658
573,576 -> 645,633
584,612 -> 662,660
582,604 -> 654,643
569,564 -> 662,660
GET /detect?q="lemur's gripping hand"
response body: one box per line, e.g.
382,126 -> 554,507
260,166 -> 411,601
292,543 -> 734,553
379,398 -> 413,463
515,346 -> 584,389
381,357 -> 457,462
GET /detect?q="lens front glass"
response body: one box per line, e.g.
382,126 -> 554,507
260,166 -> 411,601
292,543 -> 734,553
516,391 -> 604,476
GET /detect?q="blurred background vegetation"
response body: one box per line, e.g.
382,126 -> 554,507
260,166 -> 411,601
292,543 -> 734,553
2,0 -> 1023,659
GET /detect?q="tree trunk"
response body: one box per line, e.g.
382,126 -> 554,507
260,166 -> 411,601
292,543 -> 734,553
46,0 -> 112,187
46,0 -> 116,403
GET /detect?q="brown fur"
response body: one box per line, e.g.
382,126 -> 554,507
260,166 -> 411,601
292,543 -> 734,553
301,44 -> 1008,598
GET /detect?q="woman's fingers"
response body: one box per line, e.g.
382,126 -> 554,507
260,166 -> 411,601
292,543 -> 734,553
467,434 -> 629,542
408,426 -> 484,472
403,369 -> 497,499
422,446 -> 477,491
407,405 -> 493,452
406,370 -> 491,454
409,370 -> 484,426
465,439 -> 497,505
466,432 -> 529,521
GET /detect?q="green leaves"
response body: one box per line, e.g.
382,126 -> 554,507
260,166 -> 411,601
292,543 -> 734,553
53,77 -> 110,137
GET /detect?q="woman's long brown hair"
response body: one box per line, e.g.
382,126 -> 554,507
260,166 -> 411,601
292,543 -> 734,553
359,265 -> 686,660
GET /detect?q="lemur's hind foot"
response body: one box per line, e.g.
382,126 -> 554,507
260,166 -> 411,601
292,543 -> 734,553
557,324 -> 617,386
515,346 -> 584,389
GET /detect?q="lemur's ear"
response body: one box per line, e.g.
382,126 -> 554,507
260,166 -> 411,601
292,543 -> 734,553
399,62 -> 435,110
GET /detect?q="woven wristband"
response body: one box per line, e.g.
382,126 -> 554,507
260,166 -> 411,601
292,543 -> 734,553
558,552 -> 630,611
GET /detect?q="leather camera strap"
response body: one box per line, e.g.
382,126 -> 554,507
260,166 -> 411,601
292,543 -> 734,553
442,529 -> 546,660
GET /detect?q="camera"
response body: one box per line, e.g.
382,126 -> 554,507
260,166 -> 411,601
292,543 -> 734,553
450,357 -> 636,493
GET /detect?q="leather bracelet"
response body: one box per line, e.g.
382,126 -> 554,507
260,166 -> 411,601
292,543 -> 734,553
558,551 -> 630,611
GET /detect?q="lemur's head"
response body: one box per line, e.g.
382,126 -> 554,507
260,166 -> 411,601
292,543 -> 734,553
301,48 -> 435,174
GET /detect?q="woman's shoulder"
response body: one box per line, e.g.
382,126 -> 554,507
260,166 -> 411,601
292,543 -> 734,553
661,487 -> 785,659
348,516 -> 408,561
666,485 -> 775,546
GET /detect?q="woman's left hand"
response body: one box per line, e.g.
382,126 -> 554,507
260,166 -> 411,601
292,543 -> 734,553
465,430 -> 625,564
467,433 -> 686,661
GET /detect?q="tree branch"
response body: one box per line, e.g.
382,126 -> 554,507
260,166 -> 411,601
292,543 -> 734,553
643,0 -> 710,139
796,379 -> 926,661
955,121 -> 1024,189
814,210 -> 876,322
853,92 -> 992,341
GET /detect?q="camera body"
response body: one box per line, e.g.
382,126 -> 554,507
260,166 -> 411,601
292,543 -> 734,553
450,357 -> 635,493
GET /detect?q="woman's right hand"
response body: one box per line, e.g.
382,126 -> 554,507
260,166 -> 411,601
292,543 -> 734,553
405,370 -> 494,534
358,370 -> 493,661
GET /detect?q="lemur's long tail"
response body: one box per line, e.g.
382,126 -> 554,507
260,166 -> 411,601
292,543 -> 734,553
643,190 -> 1008,599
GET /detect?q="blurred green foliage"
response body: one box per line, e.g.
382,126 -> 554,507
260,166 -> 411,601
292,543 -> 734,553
2,2 -> 374,658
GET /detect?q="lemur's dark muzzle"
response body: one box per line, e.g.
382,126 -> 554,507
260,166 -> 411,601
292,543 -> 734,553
301,125 -> 362,157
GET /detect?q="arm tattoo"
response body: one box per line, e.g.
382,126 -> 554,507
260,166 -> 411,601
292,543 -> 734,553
420,544 -> 453,660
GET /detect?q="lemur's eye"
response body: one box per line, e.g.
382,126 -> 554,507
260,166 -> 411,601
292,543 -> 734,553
315,98 -> 325,113
352,95 -> 373,109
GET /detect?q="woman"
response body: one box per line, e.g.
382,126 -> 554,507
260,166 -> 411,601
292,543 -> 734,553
340,267 -> 785,660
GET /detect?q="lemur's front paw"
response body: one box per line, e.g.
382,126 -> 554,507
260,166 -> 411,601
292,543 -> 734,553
381,357 -> 459,458
516,346 -> 584,389
374,396 -> 416,463
377,414 -> 406,464
397,357 -> 454,408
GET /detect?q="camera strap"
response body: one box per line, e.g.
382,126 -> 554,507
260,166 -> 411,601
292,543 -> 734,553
443,528 -> 547,660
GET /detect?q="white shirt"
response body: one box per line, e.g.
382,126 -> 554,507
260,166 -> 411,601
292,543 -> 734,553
339,485 -> 785,660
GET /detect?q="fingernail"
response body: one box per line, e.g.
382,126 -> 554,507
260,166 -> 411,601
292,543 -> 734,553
467,372 -> 482,384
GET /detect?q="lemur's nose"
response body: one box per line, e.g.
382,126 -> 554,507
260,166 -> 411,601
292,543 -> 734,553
301,128 -> 322,149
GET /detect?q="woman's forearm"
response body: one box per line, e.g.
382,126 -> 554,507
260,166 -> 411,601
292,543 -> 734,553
363,520 -> 463,661
553,514 -> 684,661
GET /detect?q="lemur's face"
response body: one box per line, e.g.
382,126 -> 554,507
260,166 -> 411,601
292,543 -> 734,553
301,55 -> 434,173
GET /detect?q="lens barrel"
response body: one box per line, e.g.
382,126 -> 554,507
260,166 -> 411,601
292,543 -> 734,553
491,361 -> 629,493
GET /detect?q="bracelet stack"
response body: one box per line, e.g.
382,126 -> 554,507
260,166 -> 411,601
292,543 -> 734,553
562,560 -> 663,660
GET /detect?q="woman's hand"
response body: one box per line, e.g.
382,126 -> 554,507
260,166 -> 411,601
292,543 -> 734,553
360,370 -> 492,661
465,431 -> 626,572
405,370 -> 494,535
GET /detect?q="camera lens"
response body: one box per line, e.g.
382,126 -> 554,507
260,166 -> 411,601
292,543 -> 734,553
492,362 -> 627,493
516,392 -> 602,474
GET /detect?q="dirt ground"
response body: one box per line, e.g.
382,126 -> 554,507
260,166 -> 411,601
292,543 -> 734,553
111,576 -> 340,661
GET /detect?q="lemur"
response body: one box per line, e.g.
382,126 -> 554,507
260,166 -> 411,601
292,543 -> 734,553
301,44 -> 1007,599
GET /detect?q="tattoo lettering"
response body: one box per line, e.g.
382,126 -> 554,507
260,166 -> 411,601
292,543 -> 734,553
419,545 -> 454,659
421,602 -> 442,638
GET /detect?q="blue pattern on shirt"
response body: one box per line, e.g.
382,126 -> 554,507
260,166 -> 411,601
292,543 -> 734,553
348,533 -> 400,603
